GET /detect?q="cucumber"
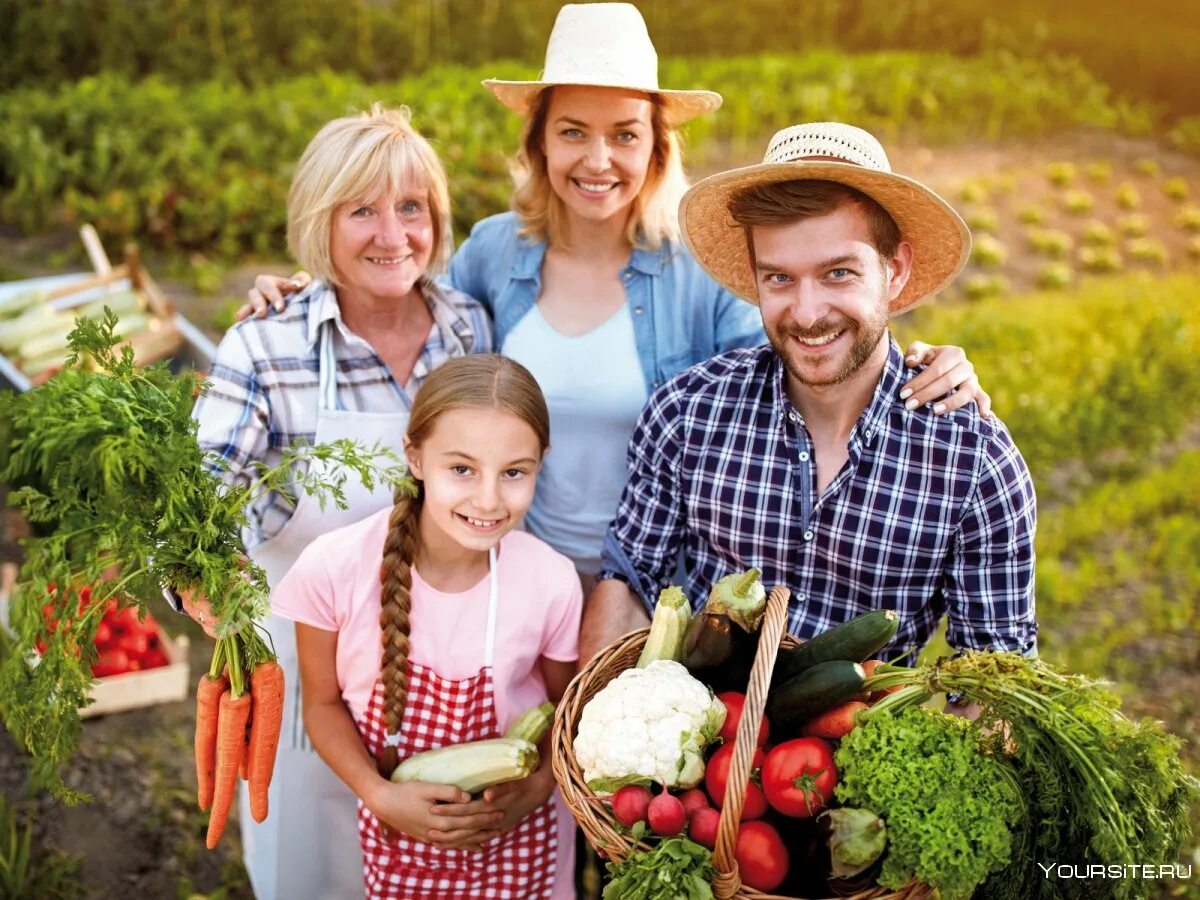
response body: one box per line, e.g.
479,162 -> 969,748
771,609 -> 899,688
767,659 -> 866,739
505,702 -> 555,744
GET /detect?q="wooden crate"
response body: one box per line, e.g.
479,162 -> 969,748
80,625 -> 191,719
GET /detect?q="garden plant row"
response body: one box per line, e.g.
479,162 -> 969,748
0,51 -> 1160,261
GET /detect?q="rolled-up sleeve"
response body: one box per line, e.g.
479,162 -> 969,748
193,326 -> 270,487
944,423 -> 1038,656
598,381 -> 688,614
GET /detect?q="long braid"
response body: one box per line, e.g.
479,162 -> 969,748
377,483 -> 422,776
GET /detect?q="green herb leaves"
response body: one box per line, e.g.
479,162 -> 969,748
601,836 -> 716,900
835,706 -> 1025,900
0,310 -> 405,800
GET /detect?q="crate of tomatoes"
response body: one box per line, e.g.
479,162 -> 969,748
552,571 -> 1198,900
39,585 -> 191,719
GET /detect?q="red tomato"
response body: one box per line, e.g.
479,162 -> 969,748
141,649 -> 170,670
716,691 -> 770,746
762,738 -> 838,818
111,606 -> 143,634
94,622 -> 115,648
734,820 -> 789,892
705,742 -> 768,819
92,648 -> 131,678
117,631 -> 150,657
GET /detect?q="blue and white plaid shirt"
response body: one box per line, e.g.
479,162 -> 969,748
193,279 -> 491,549
599,338 -> 1037,661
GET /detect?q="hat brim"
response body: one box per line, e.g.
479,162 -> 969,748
483,79 -> 722,125
679,161 -> 971,314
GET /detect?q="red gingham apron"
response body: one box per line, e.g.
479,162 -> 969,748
355,547 -> 558,899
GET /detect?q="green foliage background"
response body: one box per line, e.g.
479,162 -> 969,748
1,0 -> 1198,892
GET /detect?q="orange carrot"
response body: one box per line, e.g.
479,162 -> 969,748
195,672 -> 230,811
206,689 -> 253,849
246,660 -> 285,822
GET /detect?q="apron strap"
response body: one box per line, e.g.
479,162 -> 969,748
382,546 -> 500,749
318,320 -> 342,412
483,545 -> 499,669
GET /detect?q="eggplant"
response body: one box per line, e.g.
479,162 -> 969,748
682,568 -> 767,692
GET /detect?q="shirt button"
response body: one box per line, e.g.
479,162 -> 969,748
634,306 -> 644,315
798,451 -> 810,462
796,593 -> 806,602
803,529 -> 814,541
652,380 -> 660,388
788,411 -> 800,423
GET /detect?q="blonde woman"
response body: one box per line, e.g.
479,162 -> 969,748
182,106 -> 490,900
241,3 -> 988,594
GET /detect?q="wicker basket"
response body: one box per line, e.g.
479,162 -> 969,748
552,585 -> 924,899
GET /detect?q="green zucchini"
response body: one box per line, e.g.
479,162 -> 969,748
767,659 -> 867,739
771,609 -> 899,688
505,702 -> 555,744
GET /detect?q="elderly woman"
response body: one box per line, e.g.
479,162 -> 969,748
184,105 -> 490,900
243,5 -> 990,608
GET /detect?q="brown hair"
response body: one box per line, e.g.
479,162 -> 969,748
510,87 -> 688,251
728,179 -> 902,264
376,356 -> 550,769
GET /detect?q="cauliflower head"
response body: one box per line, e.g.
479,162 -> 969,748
573,660 -> 726,793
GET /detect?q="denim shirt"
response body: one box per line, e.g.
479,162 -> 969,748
448,212 -> 765,393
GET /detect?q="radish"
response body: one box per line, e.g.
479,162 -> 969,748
610,785 -> 652,829
688,806 -> 721,848
678,788 -> 710,818
647,792 -> 687,836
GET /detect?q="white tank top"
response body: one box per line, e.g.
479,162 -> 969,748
502,303 -> 649,574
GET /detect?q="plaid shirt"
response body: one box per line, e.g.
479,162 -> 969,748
193,279 -> 491,548
599,339 -> 1037,660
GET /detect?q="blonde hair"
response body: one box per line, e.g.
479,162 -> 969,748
376,356 -> 550,770
287,104 -> 453,288
510,87 -> 689,251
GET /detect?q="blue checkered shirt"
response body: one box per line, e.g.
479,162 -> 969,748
193,279 -> 491,549
599,339 -> 1037,661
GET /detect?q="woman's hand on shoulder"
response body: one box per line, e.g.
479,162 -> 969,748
366,779 -> 504,850
236,271 -> 312,321
901,340 -> 993,419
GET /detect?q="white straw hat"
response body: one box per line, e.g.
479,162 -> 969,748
679,122 -> 971,313
483,3 -> 722,125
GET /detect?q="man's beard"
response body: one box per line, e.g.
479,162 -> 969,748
768,304 -> 888,388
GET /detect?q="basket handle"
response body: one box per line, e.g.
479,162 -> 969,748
711,584 -> 790,899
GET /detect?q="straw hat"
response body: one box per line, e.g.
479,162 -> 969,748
679,122 -> 971,314
483,3 -> 721,125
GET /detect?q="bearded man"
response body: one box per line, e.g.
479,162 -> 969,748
581,122 -> 1037,667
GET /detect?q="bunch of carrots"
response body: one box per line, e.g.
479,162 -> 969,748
196,634 -> 284,848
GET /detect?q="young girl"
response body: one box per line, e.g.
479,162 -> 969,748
272,355 -> 581,899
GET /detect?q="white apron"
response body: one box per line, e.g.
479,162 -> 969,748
241,323 -> 410,900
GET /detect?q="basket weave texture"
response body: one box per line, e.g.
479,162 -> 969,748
551,585 -> 925,899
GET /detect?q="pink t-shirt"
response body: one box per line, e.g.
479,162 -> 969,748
272,507 -> 582,898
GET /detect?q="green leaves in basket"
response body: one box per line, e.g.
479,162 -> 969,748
602,835 -> 716,900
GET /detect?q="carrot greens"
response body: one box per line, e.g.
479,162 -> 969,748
0,310 -> 404,802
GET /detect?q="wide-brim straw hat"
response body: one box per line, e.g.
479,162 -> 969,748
680,122 -> 971,314
483,3 -> 721,126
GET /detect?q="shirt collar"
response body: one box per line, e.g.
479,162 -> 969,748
304,278 -> 479,355
853,337 -> 906,448
304,280 -> 342,349
770,335 -> 905,445
510,233 -> 669,279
